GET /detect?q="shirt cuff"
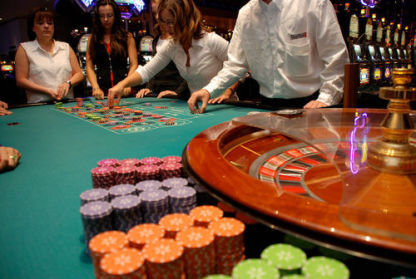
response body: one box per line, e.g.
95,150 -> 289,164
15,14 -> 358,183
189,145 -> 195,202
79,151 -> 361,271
136,66 -> 149,84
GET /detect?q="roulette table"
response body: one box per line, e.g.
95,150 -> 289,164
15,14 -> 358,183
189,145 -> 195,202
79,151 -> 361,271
183,108 -> 416,268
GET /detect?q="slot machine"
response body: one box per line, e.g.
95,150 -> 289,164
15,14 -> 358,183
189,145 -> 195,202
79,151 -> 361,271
77,33 -> 90,76
392,27 -> 403,68
139,35 -> 154,66
349,15 -> 371,93
400,30 -> 412,69
365,19 -> 382,89
375,22 -> 390,85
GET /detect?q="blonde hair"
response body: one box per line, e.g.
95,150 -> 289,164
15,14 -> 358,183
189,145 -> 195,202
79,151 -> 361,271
157,0 -> 205,51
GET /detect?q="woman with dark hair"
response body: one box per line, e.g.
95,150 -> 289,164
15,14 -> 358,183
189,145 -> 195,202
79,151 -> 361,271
86,0 -> 138,101
108,0 -> 230,109
15,7 -> 83,103
136,0 -> 189,100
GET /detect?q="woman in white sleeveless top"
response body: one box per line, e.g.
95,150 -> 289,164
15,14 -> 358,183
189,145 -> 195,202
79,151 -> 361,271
15,7 -> 83,104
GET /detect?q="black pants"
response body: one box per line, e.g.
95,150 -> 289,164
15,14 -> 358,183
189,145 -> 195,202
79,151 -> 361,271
260,91 -> 320,110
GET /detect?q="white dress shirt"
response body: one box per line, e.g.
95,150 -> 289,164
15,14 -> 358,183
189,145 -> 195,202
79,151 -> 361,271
21,40 -> 74,103
204,0 -> 350,106
137,32 -> 228,93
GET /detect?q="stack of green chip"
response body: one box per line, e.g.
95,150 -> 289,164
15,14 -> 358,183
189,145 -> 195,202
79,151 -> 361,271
302,256 -> 349,279
232,259 -> 280,279
55,102 -> 63,108
261,243 -> 307,276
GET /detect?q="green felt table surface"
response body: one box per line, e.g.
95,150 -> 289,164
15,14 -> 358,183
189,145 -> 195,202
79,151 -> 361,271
0,97 -> 265,279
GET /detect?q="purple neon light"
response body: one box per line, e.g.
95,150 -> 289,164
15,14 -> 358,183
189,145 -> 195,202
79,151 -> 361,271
349,113 -> 368,174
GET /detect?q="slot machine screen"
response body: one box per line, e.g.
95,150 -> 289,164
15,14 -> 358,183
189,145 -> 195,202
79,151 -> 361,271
353,44 -> 362,61
384,67 -> 391,79
379,47 -> 386,60
142,55 -> 153,63
1,64 -> 13,72
77,34 -> 90,53
373,67 -> 382,81
388,48 -> 394,59
360,68 -> 370,85
368,45 -> 375,60
396,49 -> 402,59
403,49 -> 408,58
140,36 -> 153,53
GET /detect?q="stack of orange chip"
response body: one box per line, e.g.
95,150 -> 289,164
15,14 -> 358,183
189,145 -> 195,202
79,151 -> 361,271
209,217 -> 246,275
142,239 -> 185,279
190,205 -> 224,228
127,224 -> 165,251
176,227 -> 216,279
100,248 -> 146,278
159,213 -> 193,239
89,231 -> 128,279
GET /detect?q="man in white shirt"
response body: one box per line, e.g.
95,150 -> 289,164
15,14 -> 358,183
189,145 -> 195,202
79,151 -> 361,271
188,0 -> 349,113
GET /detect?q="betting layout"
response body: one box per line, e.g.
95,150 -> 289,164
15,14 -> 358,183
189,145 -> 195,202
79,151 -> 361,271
53,98 -> 213,134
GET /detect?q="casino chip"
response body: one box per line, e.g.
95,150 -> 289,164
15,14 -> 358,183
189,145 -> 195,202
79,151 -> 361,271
80,188 -> 109,205
232,259 -> 280,279
159,213 -> 193,239
190,205 -> 224,228
302,256 -> 349,279
127,223 -> 165,250
260,243 -> 307,271
100,248 -> 146,277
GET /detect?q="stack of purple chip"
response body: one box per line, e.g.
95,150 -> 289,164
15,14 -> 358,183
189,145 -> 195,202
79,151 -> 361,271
139,190 -> 169,223
80,201 -> 113,253
135,180 -> 162,194
111,195 -> 142,232
161,177 -> 188,191
168,186 -> 197,214
80,188 -> 109,205
108,184 -> 136,200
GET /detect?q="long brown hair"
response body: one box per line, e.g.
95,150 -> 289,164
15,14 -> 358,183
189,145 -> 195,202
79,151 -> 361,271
157,0 -> 206,51
88,0 -> 128,60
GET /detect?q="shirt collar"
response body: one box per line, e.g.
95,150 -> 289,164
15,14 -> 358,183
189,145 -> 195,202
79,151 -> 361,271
258,0 -> 282,11
34,39 -> 64,54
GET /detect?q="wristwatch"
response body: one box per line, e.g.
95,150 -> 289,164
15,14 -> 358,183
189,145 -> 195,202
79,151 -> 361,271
66,80 -> 72,89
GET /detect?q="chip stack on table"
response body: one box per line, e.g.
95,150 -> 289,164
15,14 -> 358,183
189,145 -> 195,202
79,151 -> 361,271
162,156 -> 182,164
168,186 -> 197,214
135,180 -> 163,194
142,239 -> 185,279
209,217 -> 246,275
232,259 -> 280,279
127,224 -> 165,251
100,248 -> 147,279
261,243 -> 307,277
80,188 -> 109,205
159,162 -> 183,179
120,158 -> 141,167
161,177 -> 188,191
176,227 -> 216,279
190,205 -> 224,228
301,256 -> 349,279
136,165 -> 161,181
159,213 -> 193,239
140,157 -> 163,166
109,184 -> 136,200
80,201 -> 113,253
111,195 -> 142,232
114,166 -> 137,185
98,159 -> 120,168
89,231 -> 128,279
140,190 -> 170,223
91,167 -> 115,189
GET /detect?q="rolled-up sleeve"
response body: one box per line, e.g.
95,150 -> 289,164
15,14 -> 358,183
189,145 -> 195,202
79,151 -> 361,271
136,42 -> 173,84
203,15 -> 250,98
315,0 -> 350,106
